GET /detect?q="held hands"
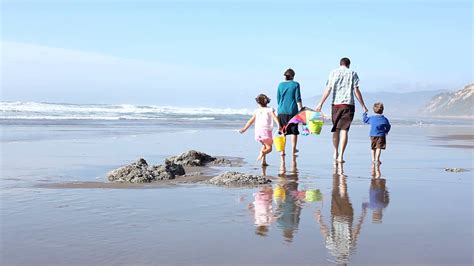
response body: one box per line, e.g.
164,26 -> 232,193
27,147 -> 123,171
315,104 -> 322,112
362,105 -> 369,113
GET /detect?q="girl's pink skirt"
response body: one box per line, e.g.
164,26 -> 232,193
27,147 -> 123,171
255,129 -> 273,144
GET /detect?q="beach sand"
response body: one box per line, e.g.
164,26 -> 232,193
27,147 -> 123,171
1,120 -> 473,265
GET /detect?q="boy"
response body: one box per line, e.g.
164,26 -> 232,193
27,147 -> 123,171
363,103 -> 391,164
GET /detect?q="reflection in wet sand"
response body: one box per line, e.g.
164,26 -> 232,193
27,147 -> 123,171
274,177 -> 303,243
275,155 -> 302,242
364,164 -> 390,224
248,161 -> 391,264
250,155 -> 306,242
248,185 -> 275,236
315,163 -> 368,264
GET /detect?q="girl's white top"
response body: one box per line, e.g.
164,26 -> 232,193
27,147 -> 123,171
254,107 -> 274,131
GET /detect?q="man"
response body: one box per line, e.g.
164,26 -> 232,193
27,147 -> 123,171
315,58 -> 368,163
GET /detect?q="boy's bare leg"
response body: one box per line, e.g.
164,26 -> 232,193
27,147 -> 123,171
291,135 -> 298,155
332,130 -> 340,161
375,148 -> 382,164
371,149 -> 376,162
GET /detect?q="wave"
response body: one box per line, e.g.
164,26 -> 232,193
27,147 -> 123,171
0,101 -> 251,120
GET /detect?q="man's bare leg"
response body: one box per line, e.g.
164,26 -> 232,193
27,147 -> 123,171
337,130 -> 348,163
332,130 -> 340,161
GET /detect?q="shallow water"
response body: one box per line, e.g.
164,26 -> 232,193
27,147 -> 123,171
1,120 -> 473,265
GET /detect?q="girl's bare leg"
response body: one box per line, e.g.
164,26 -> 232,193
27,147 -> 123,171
262,143 -> 272,166
257,145 -> 265,161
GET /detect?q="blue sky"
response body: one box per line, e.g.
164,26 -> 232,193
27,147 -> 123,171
1,0 -> 472,106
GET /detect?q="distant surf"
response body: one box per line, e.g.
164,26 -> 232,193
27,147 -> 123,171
0,101 -> 253,121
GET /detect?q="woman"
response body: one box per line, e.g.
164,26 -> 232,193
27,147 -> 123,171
277,68 -> 302,156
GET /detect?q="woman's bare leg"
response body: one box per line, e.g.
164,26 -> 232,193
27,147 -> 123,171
291,134 -> 298,155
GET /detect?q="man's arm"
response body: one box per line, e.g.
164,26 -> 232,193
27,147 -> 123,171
315,86 -> 331,112
315,209 -> 330,239
354,86 -> 368,113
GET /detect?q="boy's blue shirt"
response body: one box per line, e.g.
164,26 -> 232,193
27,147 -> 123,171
277,81 -> 301,116
362,112 -> 391,136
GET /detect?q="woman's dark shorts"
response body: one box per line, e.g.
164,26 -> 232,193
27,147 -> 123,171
278,114 -> 299,135
331,104 -> 355,132
371,136 -> 387,150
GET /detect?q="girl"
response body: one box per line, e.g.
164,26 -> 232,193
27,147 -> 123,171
240,94 -> 282,166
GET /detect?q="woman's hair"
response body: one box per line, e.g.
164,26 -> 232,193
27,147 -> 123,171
255,94 -> 270,107
284,68 -> 295,80
373,102 -> 384,114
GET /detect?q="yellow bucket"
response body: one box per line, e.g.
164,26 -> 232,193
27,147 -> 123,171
308,120 -> 323,135
273,135 -> 286,152
273,185 -> 286,200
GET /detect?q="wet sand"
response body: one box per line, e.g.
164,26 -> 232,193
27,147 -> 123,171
1,121 -> 473,265
430,134 -> 473,149
39,166 -> 219,189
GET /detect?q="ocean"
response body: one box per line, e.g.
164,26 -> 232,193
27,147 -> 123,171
1,101 -> 473,265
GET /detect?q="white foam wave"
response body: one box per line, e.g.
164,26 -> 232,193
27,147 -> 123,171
0,101 -> 250,120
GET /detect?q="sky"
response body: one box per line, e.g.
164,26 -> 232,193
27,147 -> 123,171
1,0 -> 472,106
